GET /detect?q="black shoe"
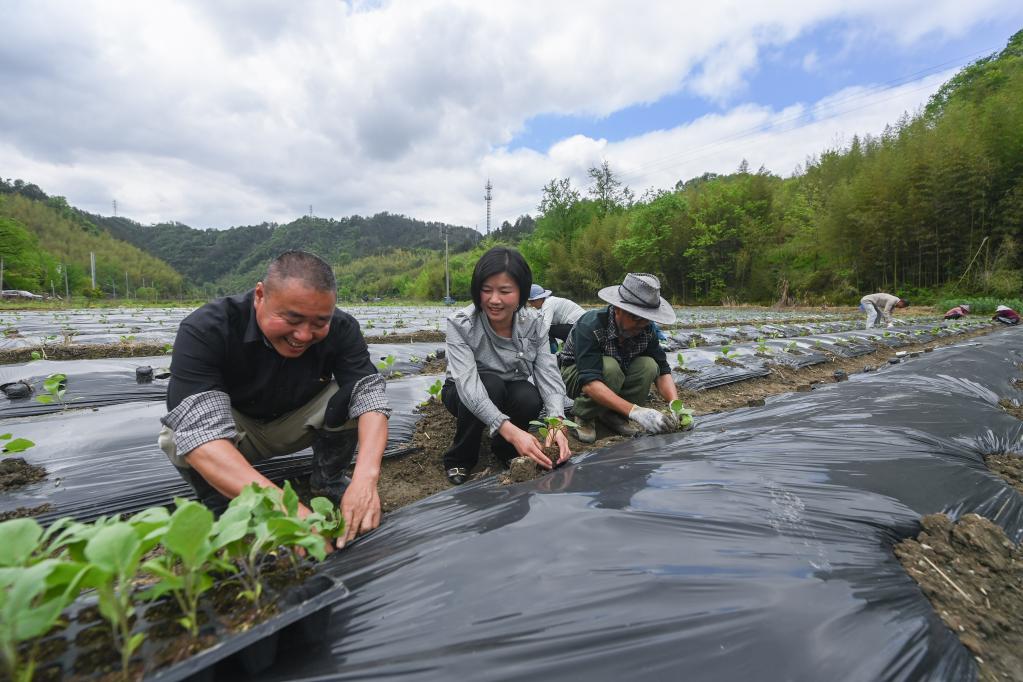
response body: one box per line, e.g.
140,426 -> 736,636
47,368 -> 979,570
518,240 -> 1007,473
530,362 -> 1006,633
446,467 -> 469,485
310,430 -> 357,505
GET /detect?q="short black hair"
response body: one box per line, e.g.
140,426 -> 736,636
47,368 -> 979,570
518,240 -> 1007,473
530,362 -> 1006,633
263,250 -> 336,295
470,247 -> 532,311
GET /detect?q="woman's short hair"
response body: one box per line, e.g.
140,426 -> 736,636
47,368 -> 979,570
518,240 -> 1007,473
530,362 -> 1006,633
470,247 -> 532,311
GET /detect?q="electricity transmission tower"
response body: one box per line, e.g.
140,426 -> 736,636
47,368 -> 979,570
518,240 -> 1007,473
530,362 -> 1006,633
484,180 -> 493,234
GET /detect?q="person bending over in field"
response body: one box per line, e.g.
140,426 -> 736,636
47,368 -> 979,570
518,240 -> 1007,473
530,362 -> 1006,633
526,283 -> 586,353
159,250 -> 389,548
993,305 -> 1020,325
441,247 -> 572,485
859,292 -> 908,329
560,273 -> 679,443
944,303 -> 971,320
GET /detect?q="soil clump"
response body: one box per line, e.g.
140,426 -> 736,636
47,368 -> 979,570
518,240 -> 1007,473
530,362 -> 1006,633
0,457 -> 47,490
0,502 -> 54,521
362,330 -> 444,345
984,452 -> 1023,496
894,513 -> 1023,681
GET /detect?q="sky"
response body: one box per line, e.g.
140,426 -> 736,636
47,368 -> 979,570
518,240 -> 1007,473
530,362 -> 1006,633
1,1 -> 1021,232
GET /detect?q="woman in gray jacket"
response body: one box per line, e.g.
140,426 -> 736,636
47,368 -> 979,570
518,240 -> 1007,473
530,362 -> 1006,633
442,247 -> 571,484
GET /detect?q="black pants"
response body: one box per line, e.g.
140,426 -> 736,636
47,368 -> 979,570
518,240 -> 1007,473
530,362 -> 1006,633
441,374 -> 542,471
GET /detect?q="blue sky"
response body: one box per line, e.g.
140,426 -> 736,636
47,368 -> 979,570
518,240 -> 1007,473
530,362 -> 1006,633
511,19 -> 1017,154
1,2 -> 1021,228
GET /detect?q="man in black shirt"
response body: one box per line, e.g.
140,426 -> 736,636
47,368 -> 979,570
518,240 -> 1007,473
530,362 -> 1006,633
159,251 -> 389,548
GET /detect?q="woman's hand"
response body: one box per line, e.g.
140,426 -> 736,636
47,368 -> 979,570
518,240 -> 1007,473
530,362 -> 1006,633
545,428 -> 572,465
499,421 -> 553,469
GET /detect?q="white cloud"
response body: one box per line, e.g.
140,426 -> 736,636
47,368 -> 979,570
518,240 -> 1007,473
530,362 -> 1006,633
0,0 -> 1018,230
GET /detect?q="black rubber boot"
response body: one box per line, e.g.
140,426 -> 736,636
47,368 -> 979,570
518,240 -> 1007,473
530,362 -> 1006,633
309,429 -> 357,506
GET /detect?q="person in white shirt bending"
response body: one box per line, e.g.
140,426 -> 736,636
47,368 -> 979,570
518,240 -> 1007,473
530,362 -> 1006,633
526,284 -> 585,353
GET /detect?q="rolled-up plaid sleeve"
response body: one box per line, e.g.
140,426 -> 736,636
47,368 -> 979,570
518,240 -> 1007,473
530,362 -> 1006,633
349,373 -> 391,419
160,390 -> 236,466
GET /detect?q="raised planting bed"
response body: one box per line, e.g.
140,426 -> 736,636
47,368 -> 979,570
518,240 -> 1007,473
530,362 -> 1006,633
0,482 -> 348,681
894,514 -> 1023,681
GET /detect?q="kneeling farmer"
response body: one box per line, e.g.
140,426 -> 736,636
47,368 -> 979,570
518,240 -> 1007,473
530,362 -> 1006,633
159,250 -> 390,547
560,273 -> 679,442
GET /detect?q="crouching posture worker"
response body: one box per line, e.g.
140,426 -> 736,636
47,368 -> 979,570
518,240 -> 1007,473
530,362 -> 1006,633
442,247 -> 571,485
159,250 -> 389,547
560,273 -> 679,443
994,305 -> 1020,325
527,283 -> 585,352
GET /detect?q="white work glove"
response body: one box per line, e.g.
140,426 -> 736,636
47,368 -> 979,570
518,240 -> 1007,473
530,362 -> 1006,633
628,405 -> 676,434
886,322 -> 894,328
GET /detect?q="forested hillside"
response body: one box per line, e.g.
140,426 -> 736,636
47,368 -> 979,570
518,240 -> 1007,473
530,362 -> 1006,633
0,187 -> 182,297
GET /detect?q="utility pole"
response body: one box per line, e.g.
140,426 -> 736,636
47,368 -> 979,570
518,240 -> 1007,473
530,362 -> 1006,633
90,252 -> 96,289
484,179 -> 493,235
63,265 -> 69,302
112,199 -> 117,217
125,271 -> 129,299
440,225 -> 451,302
309,205 -> 313,218
0,257 -> 4,293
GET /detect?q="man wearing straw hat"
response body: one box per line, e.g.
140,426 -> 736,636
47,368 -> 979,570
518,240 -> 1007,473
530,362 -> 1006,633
560,273 -> 680,443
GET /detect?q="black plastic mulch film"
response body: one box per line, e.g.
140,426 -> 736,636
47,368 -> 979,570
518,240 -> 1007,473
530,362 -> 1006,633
245,328 -> 1022,682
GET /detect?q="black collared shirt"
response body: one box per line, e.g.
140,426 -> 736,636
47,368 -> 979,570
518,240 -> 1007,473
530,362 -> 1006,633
167,289 -> 378,421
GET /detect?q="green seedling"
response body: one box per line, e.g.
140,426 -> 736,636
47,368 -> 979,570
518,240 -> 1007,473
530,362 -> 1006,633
35,373 -> 69,409
365,320 -> 375,329
720,345 -> 735,359
528,416 -> 578,465
813,339 -> 823,349
668,399 -> 694,430
882,331 -> 892,338
82,521 -> 155,679
1,434 -> 34,455
409,354 -> 421,363
0,558 -> 90,682
755,337 -> 770,354
142,500 -> 226,637
688,337 -> 698,348
376,354 -> 396,373
423,379 -> 443,405
675,352 -> 685,369
119,335 -> 136,345
786,341 -> 798,352
162,343 -> 173,354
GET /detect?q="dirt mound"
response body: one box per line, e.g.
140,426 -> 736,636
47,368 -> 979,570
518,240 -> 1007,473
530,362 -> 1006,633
0,457 -> 47,490
985,452 -> 1023,496
894,514 -> 1023,681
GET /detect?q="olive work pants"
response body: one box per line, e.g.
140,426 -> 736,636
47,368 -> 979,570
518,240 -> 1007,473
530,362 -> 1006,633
560,355 -> 659,421
158,382 -> 356,511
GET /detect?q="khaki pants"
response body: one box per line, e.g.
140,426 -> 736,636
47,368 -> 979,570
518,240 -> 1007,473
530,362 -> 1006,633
561,355 -> 658,421
158,382 -> 356,469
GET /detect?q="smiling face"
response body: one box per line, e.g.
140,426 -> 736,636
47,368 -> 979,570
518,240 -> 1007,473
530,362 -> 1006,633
253,279 -> 336,358
480,272 -> 520,331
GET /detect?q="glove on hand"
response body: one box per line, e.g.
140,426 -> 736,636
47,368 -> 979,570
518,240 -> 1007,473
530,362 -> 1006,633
628,405 -> 674,434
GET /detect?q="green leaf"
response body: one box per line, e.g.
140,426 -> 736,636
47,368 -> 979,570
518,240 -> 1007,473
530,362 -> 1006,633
163,502 -> 213,567
127,632 -> 146,656
0,433 -> 10,440
310,497 -> 335,517
0,519 -> 43,567
35,395 -> 54,404
281,480 -> 299,517
84,523 -> 142,577
1,438 -> 34,453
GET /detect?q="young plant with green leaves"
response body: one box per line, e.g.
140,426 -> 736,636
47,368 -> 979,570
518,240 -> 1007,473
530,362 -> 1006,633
422,378 -> 443,406
786,341 -> 798,352
82,521 -> 159,678
668,399 -> 694,430
675,352 -> 685,369
0,434 -> 34,455
755,337 -> 769,354
719,345 -> 736,360
141,501 -> 227,637
528,416 -> 578,465
35,373 -> 69,409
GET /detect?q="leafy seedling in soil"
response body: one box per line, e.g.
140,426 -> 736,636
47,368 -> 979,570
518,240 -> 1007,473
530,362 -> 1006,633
688,337 -> 699,348
119,335 -> 136,345
528,416 -> 578,465
35,373 -> 71,410
786,341 -> 798,352
675,352 -> 685,369
82,521 -> 157,679
668,399 -> 694,430
1,434 -> 34,455
0,557 -> 91,682
720,345 -> 736,360
755,337 -> 770,354
142,501 -> 227,637
375,354 -> 396,375
422,379 -> 443,406
162,343 -> 173,354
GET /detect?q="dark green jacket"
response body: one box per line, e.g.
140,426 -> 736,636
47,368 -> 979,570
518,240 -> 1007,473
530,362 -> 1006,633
562,308 -> 671,386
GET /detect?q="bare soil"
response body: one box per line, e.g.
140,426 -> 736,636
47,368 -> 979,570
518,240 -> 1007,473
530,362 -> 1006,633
0,503 -> 54,521
362,330 -> 444,345
374,326 -> 999,505
0,457 -> 47,490
894,513 -> 1023,681
985,452 -> 1023,496
0,343 -> 172,365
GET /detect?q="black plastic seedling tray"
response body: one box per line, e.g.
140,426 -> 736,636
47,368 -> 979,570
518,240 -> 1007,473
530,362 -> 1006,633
31,572 -> 348,681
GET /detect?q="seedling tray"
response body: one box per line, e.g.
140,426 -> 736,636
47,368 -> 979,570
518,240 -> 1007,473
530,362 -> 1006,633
30,571 -> 348,681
